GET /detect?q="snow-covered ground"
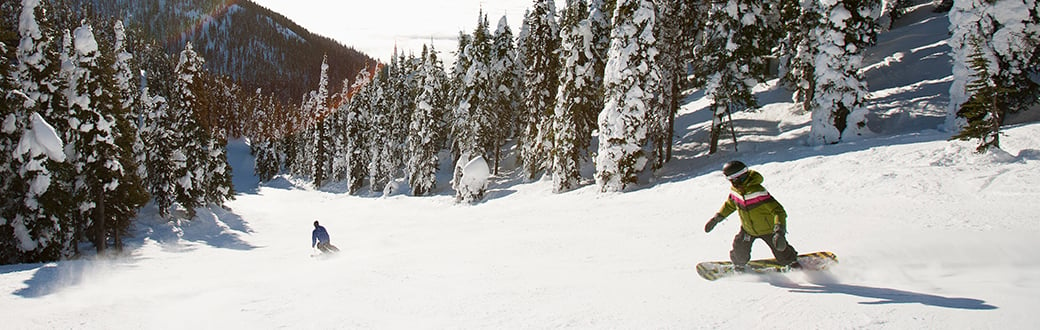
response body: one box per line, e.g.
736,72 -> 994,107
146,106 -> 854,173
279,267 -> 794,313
4,5 -> 1040,329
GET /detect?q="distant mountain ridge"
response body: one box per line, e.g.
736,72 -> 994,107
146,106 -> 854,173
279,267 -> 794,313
67,0 -> 376,103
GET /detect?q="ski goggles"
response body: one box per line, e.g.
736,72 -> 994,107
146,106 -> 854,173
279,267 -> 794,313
726,167 -> 749,183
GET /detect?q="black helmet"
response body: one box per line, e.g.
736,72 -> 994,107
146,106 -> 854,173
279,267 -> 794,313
723,161 -> 748,180
313,220 -> 319,227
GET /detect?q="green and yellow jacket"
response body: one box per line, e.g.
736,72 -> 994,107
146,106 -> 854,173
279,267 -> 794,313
716,170 -> 786,237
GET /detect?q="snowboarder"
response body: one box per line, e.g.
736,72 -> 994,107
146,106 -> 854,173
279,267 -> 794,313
312,221 -> 340,253
704,161 -> 798,271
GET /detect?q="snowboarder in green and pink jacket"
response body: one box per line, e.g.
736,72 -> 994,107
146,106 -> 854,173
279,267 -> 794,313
704,161 -> 799,271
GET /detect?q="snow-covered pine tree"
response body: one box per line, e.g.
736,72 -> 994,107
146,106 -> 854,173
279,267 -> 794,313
515,8 -> 532,89
777,0 -> 819,115
140,87 -> 178,214
382,49 -> 417,194
64,22 -> 146,253
489,15 -> 522,174
518,0 -> 560,180
311,54 -> 332,187
131,33 -> 179,220
551,0 -> 596,193
948,0 -> 1040,151
472,12 -> 498,181
1,21 -> 19,262
102,20 -> 149,251
194,56 -> 236,210
329,76 -> 353,184
807,0 -> 881,145
168,42 -> 209,219
202,128 -> 234,206
1,32 -> 22,263
650,0 -> 686,168
15,0 -> 65,123
425,44 -> 452,153
596,0 -> 659,193
341,66 -> 373,194
289,92 -> 315,177
114,20 -> 151,186
407,45 -> 444,196
367,69 -> 396,194
4,0 -> 76,263
111,20 -> 136,129
453,11 -> 496,173
950,36 -> 1015,152
698,0 -> 779,154
947,0 -> 1039,135
253,91 -> 282,182
589,0 -> 612,120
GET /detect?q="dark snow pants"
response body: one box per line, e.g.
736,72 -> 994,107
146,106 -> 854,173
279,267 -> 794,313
730,228 -> 798,266
317,242 -> 339,253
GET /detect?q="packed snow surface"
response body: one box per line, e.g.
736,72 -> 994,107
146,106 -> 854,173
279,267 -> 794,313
3,4 -> 1039,330
3,122 -> 1038,329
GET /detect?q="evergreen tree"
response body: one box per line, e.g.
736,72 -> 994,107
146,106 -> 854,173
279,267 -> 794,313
202,127 -> 234,206
596,0 -> 659,193
1,15 -> 21,263
140,87 -> 179,215
4,0 -> 75,262
518,0 -> 560,180
383,49 -> 416,194
552,0 -> 596,193
407,45 -> 445,196
257,93 -> 282,182
778,0 -> 821,116
489,16 -> 522,174
589,0 -> 612,119
950,36 -> 1014,152
104,20 -> 149,251
135,34 -> 179,216
341,66 -> 373,194
64,22 -> 146,253
289,93 -> 314,177
449,31 -> 472,161
947,0 -> 1039,136
807,0 -> 880,145
452,11 -> 495,168
698,0 -> 780,154
367,70 -> 395,194
311,55 -> 332,187
650,0 -> 685,167
167,42 -> 209,218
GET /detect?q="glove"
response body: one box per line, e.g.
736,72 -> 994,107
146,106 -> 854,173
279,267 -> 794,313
704,214 -> 724,233
772,224 -> 788,251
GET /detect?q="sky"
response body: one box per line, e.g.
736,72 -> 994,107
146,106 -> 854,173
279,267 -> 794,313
4,3 -> 1040,328
250,0 -> 563,63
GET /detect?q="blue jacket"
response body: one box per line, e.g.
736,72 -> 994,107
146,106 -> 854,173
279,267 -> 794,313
312,226 -> 330,247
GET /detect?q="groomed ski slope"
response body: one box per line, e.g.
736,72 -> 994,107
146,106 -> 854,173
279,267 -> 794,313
3,4 -> 1040,329
3,122 -> 1038,329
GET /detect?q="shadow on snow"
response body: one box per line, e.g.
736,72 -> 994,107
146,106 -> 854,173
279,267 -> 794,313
11,260 -> 91,298
766,272 -> 998,310
7,204 -> 257,298
136,204 -> 258,252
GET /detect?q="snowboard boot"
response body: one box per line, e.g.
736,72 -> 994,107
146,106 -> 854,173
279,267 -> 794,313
733,264 -> 747,273
781,260 -> 802,271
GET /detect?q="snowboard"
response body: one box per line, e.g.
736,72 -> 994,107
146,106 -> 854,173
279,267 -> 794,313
310,244 -> 340,258
696,251 -> 837,281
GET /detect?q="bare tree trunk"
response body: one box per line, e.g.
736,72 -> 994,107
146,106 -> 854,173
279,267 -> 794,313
709,111 -> 721,155
666,73 -> 678,162
94,185 -> 106,254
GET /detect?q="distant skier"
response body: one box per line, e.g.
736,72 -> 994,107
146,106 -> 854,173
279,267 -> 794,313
704,161 -> 798,271
312,221 -> 340,253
